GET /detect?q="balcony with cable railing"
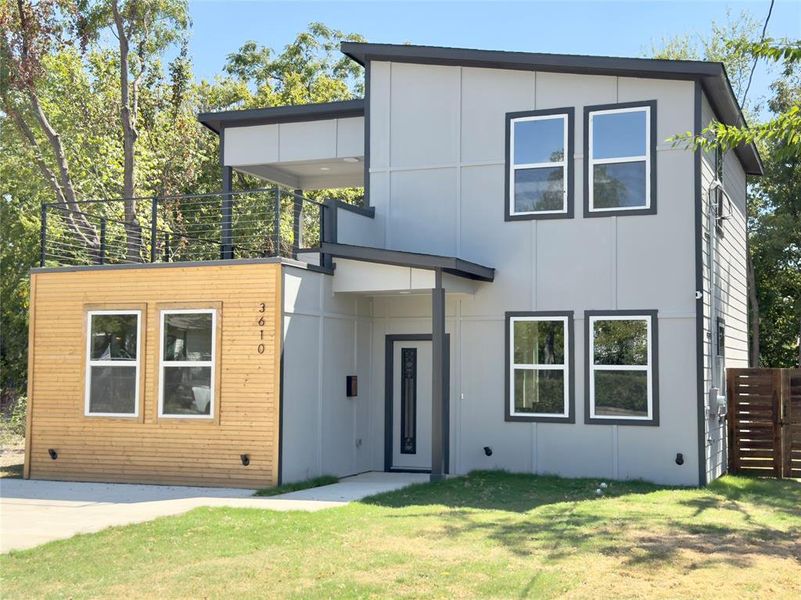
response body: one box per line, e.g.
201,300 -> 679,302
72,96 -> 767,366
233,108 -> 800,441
38,187 -> 336,270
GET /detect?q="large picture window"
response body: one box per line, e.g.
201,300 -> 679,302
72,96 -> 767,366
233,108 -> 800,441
85,310 -> 141,417
585,101 -> 656,216
159,309 -> 217,418
506,108 -> 574,220
505,312 -> 574,422
586,311 -> 658,425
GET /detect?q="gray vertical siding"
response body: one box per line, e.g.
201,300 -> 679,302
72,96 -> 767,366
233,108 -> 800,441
700,93 -> 750,483
281,266 -> 375,482
366,62 -> 701,485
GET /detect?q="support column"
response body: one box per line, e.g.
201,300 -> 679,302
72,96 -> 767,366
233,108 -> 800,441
431,269 -> 447,481
292,188 -> 303,259
220,128 -> 234,260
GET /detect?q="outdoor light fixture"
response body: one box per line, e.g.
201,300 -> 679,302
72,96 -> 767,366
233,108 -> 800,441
675,453 -> 684,466
483,446 -> 493,457
240,454 -> 250,466
48,448 -> 58,460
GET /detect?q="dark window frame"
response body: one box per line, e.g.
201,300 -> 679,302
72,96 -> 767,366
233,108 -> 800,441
584,309 -> 660,426
505,107 -> 575,222
504,310 -> 575,423
583,100 -> 658,218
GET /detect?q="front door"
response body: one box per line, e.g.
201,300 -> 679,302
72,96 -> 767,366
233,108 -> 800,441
391,340 -> 432,470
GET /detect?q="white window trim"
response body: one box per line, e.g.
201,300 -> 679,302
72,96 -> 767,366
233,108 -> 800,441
84,309 -> 141,418
509,315 -> 570,418
588,105 -> 651,213
588,314 -> 653,421
509,113 -> 569,217
158,308 -> 217,420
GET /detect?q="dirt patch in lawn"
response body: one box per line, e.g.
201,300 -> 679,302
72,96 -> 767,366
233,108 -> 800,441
0,435 -> 24,478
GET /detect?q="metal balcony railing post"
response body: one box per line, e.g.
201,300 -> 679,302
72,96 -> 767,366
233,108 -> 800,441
274,188 -> 282,257
320,199 -> 336,270
40,203 -> 47,267
98,218 -> 107,265
150,197 -> 158,262
221,167 -> 233,259
292,190 -> 303,259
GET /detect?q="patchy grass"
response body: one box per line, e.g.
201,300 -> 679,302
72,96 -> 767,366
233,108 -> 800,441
0,433 -> 24,479
0,461 -> 23,479
254,474 -> 339,497
2,472 -> 799,598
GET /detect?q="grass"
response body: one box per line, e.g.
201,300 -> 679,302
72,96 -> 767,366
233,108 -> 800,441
1,471 -> 799,598
254,474 -> 339,497
0,461 -> 23,478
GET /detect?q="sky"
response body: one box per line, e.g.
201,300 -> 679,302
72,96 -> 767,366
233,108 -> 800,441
187,0 -> 801,114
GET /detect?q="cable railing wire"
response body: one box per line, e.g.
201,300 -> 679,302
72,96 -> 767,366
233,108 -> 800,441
40,186 -> 328,268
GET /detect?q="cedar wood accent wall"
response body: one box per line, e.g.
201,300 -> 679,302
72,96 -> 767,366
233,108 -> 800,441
25,263 -> 282,488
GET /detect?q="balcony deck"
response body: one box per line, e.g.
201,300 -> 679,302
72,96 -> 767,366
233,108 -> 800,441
38,187 -> 331,270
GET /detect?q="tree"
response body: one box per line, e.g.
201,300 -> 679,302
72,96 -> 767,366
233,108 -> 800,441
652,17 -> 801,367
674,39 -> 801,155
0,20 -> 366,401
748,65 -> 801,367
106,0 -> 189,259
0,0 -> 100,253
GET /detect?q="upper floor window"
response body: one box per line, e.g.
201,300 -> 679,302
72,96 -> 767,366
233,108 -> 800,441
506,108 -> 574,221
85,310 -> 141,417
505,311 -> 574,423
159,309 -> 217,419
585,101 -> 656,217
585,311 -> 658,426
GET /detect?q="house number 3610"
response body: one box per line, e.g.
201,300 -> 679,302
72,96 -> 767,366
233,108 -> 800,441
257,302 -> 266,354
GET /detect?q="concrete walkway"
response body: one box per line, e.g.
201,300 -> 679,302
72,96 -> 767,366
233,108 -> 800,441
0,472 -> 428,553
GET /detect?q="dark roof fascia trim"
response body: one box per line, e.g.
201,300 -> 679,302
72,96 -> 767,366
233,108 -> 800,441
697,79 -> 763,176
31,257 -> 334,276
320,242 -> 495,282
341,42 -> 762,176
198,99 -> 365,135
341,42 -> 721,80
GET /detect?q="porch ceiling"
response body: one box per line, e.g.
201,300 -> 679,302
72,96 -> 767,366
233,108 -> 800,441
236,157 -> 364,191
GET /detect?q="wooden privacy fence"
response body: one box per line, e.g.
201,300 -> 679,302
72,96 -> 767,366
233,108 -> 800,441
727,368 -> 801,479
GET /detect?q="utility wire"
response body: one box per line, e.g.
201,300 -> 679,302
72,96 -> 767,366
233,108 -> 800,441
740,0 -> 775,108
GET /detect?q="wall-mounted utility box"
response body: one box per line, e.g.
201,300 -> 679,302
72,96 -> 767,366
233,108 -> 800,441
346,375 -> 358,397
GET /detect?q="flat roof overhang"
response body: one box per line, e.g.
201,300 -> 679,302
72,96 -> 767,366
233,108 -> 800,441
341,42 -> 763,176
321,242 -> 495,282
198,99 -> 365,135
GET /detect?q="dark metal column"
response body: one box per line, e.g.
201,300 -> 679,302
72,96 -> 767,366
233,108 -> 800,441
220,128 -> 234,260
292,188 -> 303,259
320,199 -> 336,270
431,269 -> 447,481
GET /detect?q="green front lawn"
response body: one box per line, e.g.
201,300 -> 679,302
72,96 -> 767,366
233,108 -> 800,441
2,472 -> 799,598
254,474 -> 339,496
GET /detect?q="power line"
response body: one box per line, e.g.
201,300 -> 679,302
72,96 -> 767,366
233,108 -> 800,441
740,0 -> 776,108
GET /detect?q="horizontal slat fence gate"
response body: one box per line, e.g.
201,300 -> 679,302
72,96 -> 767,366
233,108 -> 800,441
785,369 -> 801,478
727,368 -> 801,479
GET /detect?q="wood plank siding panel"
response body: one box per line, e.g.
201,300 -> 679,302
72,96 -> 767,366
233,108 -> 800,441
26,263 -> 282,488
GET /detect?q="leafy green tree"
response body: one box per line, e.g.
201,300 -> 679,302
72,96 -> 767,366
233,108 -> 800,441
0,18 -> 366,402
652,16 -> 801,367
748,65 -> 801,367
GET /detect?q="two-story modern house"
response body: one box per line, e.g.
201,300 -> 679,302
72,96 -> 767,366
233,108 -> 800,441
24,42 -> 761,489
